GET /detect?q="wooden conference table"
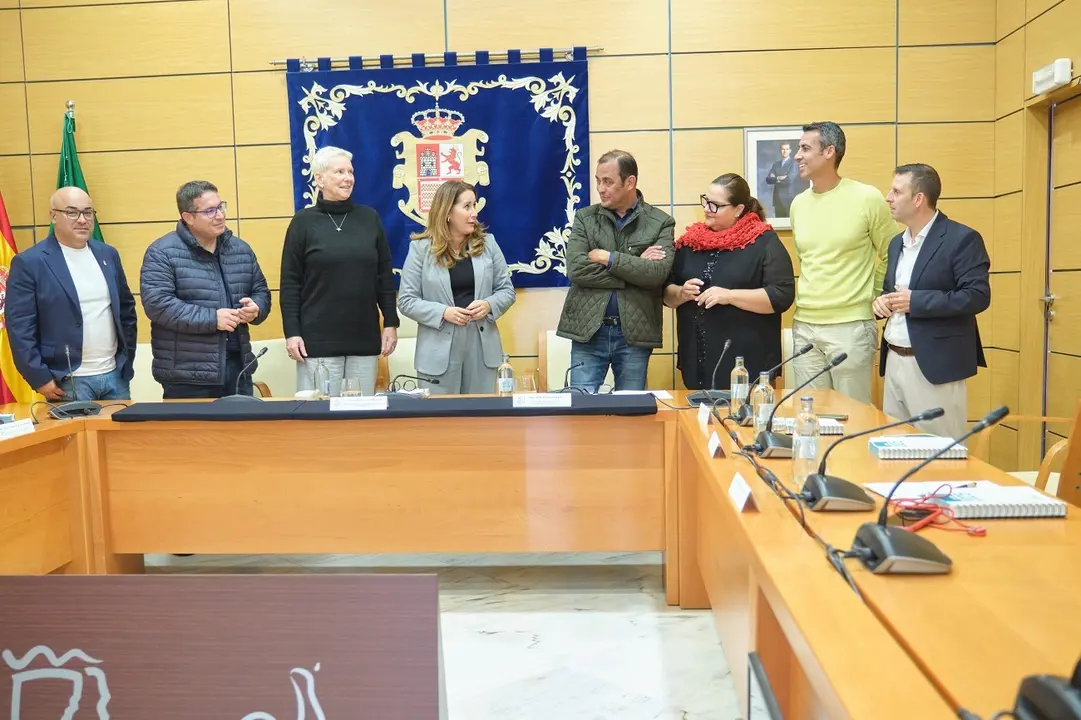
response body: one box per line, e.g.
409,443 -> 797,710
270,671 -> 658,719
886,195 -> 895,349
679,389 -> 1081,719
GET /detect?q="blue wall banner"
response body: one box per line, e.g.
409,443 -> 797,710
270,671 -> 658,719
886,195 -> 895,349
285,50 -> 590,287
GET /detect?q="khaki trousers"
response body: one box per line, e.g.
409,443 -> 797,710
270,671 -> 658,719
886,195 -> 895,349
791,319 -> 878,404
882,350 -> 967,439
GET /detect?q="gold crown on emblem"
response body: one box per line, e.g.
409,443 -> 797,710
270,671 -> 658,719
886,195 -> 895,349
411,104 -> 465,137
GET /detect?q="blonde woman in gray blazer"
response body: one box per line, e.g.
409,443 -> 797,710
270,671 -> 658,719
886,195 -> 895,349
398,180 -> 516,394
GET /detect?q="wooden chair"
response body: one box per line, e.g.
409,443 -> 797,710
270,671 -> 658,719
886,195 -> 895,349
970,399 -> 1080,507
254,381 -> 272,398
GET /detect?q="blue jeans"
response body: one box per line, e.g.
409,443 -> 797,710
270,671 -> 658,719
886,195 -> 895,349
59,367 -> 130,401
570,323 -> 653,392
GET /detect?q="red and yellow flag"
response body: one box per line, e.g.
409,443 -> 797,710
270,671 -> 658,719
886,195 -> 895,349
0,190 -> 38,405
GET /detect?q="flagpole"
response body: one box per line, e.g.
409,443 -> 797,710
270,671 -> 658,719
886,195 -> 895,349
66,99 -> 74,118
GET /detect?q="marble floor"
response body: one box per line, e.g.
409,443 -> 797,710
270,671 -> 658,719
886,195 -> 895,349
146,552 -> 744,719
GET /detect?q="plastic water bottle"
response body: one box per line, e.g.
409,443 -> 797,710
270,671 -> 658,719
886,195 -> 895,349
496,354 -> 515,396
313,359 -> 331,399
792,396 -> 820,485
729,356 -> 750,412
749,372 -> 775,433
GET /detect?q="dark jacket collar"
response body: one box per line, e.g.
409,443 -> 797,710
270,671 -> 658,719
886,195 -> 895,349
599,190 -> 646,224
176,220 -> 232,255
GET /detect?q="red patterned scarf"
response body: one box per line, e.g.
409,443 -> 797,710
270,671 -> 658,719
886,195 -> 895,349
675,212 -> 772,252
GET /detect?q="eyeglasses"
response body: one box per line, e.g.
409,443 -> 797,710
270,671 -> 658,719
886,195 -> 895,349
700,195 -> 732,213
52,207 -> 95,221
190,202 -> 227,220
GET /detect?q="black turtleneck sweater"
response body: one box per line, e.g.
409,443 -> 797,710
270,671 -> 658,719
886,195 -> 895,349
280,196 -> 400,358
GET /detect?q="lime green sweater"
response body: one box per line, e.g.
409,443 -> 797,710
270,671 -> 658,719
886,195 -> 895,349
789,177 -> 897,324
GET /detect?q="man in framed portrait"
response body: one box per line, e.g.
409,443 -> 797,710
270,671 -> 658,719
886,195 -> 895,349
765,141 -> 798,217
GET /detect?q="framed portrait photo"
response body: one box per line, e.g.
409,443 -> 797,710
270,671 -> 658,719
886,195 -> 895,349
744,127 -> 811,230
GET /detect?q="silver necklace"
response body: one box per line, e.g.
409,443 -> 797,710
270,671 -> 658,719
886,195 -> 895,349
326,213 -> 347,232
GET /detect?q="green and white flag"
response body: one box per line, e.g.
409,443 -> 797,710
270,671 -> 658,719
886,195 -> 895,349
55,109 -> 104,242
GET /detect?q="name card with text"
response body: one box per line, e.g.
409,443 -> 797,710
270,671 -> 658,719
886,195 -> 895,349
728,472 -> 758,512
0,418 -> 34,441
698,403 -> 710,431
329,396 -> 389,411
512,393 -> 573,409
707,431 -> 725,458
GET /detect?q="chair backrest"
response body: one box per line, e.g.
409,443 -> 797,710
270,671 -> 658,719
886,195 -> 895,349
1058,400 -> 1081,508
538,330 -> 613,391
781,326 -> 794,390
129,338 -> 296,401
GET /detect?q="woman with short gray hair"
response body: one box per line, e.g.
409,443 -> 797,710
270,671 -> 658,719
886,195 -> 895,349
280,146 -> 399,396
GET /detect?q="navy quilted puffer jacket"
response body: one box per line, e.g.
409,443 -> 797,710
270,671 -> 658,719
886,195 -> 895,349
140,221 -> 272,385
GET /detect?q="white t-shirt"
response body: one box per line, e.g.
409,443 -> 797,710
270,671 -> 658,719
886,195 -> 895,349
59,243 -> 117,376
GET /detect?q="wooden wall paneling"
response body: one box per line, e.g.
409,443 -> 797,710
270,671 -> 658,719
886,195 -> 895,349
995,33 -> 1025,118
100,222 -> 180,293
1048,270 -> 1081,356
968,365 -> 992,422
0,155 -> 35,227
897,123 -> 995,197
12,229 -> 35,253
938,199 -> 994,253
898,46 -> 995,122
991,272 -> 1022,350
0,10 -> 25,83
1051,96 -> 1081,188
587,131 -> 671,206
671,129 -> 743,205
899,0 -> 995,45
232,72 -> 290,146
1046,352 -> 1081,421
235,145 -> 294,219
996,112 -> 1025,195
235,218 -> 289,291
987,348 -> 1021,428
834,124 -> 898,196
997,0 -> 1026,40
994,192 -> 1023,272
0,84 -> 29,155
588,56 -> 670,132
1050,183 -> 1081,270
1025,0 -> 1081,99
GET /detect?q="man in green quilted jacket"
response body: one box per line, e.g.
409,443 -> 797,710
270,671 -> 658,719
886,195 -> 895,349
556,150 -> 675,391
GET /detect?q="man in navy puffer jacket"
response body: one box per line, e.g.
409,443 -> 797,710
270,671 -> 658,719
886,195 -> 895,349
140,180 -> 272,399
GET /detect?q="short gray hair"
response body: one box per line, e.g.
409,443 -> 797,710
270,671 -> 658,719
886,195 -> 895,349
312,146 -> 353,175
803,121 -> 846,169
176,180 -> 218,215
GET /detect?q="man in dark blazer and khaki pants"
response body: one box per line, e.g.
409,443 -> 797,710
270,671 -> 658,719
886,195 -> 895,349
875,163 -> 990,438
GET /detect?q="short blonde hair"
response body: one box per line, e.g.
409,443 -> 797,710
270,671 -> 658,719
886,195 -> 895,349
410,181 -> 487,268
311,146 -> 353,175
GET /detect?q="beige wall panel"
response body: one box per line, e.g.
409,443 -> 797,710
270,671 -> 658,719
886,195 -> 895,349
671,129 -> 742,205
0,10 -> 24,83
12,229 -> 35,253
899,0 -> 995,44
775,230 -> 800,279
939,198 -> 994,251
22,0 -> 178,5
1047,352 -> 1081,420
248,290 -> 282,342
26,75 -> 234,154
1051,99 -> 1081,188
995,33 -> 1025,118
233,71 -> 290,146
1028,0 -> 1065,21
990,272 -> 1021,350
235,218 -> 289,290
31,148 -> 237,224
648,353 -> 675,390
230,0 -> 444,73
672,0 -> 894,52
587,131 -> 670,206
843,124 -> 899,196
897,123 -> 995,198
235,145 -> 294,219
1049,270 -> 1081,355
967,365 -> 991,421
1026,0 -> 1081,97
673,49 -> 896,129
449,0 -> 666,55
21,0 -> 230,81
0,84 -> 28,155
989,424 -> 1019,471
671,205 -> 700,237
588,56 -> 669,132
98,222 -> 177,290
899,46 -> 995,123
495,288 -> 567,357
995,112 -> 1024,195
1051,184 -> 1081,269
978,298 -> 992,348
0,0 -> 16,8
134,297 -> 151,344
993,191 -> 1023,272
997,0 -> 1026,39
0,155 -> 34,226
987,348 -> 1020,427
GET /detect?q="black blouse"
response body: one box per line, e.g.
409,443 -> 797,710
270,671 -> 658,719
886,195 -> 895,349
667,230 -> 795,389
448,258 -> 476,308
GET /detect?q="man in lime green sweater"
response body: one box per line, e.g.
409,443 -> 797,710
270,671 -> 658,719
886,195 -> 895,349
789,121 -> 897,404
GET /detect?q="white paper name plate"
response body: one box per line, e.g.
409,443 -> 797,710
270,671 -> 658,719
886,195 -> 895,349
0,419 -> 35,441
697,403 -> 710,431
707,431 -> 725,458
329,396 -> 389,411
728,472 -> 758,513
512,393 -> 573,409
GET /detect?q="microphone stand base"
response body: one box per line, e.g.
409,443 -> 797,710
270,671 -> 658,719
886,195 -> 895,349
852,522 -> 953,575
801,474 -> 876,512
687,390 -> 730,406
213,394 -> 264,403
731,403 -> 754,426
48,400 -> 103,419
755,430 -> 793,458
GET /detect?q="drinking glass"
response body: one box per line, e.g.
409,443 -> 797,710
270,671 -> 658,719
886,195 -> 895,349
341,377 -> 364,397
516,371 -> 538,393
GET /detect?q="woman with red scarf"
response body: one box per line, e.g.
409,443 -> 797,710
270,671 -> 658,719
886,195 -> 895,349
664,173 -> 795,389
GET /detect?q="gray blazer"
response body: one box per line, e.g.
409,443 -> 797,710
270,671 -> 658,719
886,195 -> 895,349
398,234 -> 517,376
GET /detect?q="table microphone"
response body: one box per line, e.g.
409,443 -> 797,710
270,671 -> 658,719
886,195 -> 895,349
562,362 -> 584,391
48,345 -> 103,418
755,353 -> 847,458
389,373 -> 441,392
731,343 -> 814,427
686,339 -> 731,406
850,405 -> 1009,575
800,407 -> 945,512
214,346 -> 268,402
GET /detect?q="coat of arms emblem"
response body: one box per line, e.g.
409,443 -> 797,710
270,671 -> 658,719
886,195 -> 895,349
391,104 -> 490,226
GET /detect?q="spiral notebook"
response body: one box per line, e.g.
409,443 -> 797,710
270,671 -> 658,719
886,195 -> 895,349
868,434 -> 968,459
863,480 -> 1067,519
771,417 -> 844,435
